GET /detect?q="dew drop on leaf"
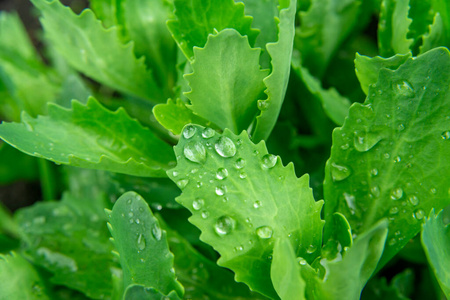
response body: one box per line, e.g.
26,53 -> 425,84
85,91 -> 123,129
261,154 -> 277,169
353,130 -> 382,152
408,195 -> 419,206
215,137 -> 236,158
370,168 -> 378,176
256,226 -> 273,239
184,141 -> 206,163
330,162 -> 351,181
441,131 -> 450,140
388,238 -> 397,246
216,168 -> 228,180
253,201 -> 262,209
390,188 -> 403,200
414,209 -> 425,220
201,127 -> 215,139
371,186 -> 381,197
183,125 -> 197,139
137,234 -> 146,250
298,258 -> 307,265
257,100 -> 269,111
343,193 -> 356,214
215,186 -> 226,196
152,224 -> 162,241
306,244 -> 317,254
389,207 -> 399,214
214,216 -> 236,236
235,158 -> 246,169
201,211 -> 209,219
177,179 -> 189,189
192,198 -> 204,210
394,80 -> 415,98
239,171 -> 247,179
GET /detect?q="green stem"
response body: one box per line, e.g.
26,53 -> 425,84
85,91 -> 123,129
38,159 -> 57,201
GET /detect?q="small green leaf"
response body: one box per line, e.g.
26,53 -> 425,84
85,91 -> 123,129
324,47 -> 450,266
419,13 -> 445,54
167,0 -> 258,61
421,209 -> 450,297
362,269 -> 414,299
271,238 -> 306,300
168,125 -> 324,298
153,99 -> 216,135
355,52 -> 412,95
31,0 -> 163,102
185,29 -> 269,133
0,252 -> 51,300
252,0 -> 297,142
0,98 -> 175,177
378,0 -> 414,56
108,192 -> 184,298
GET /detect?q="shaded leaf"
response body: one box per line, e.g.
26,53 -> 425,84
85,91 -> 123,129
419,13 -> 445,54
0,142 -> 38,184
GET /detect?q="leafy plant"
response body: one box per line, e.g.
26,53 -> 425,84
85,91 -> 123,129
0,0 -> 450,299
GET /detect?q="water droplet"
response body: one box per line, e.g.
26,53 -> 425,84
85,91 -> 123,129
184,141 -> 206,163
414,209 -> 425,220
256,226 -> 273,239
128,212 -> 134,218
172,171 -> 179,177
177,179 -> 189,189
201,127 -> 215,139
354,131 -> 382,152
201,211 -> 209,219
253,201 -> 261,209
430,188 -> 437,194
257,100 -> 269,111
152,224 -> 162,241
408,195 -> 419,206
441,131 -> 450,140
343,193 -> 356,214
389,207 -> 399,214
216,168 -> 228,180
235,158 -> 246,169
330,162 -> 351,181
239,172 -> 247,179
388,238 -> 397,246
215,186 -> 226,196
390,188 -> 403,200
371,186 -> 381,197
298,258 -> 307,265
397,124 -> 405,131
214,216 -> 236,236
137,234 -> 146,250
183,125 -> 197,139
306,244 -> 317,254
215,137 -> 236,158
193,198 -> 204,210
341,143 -> 349,150
370,168 -> 378,176
394,156 -> 401,163
261,154 -> 277,169
395,80 -> 415,98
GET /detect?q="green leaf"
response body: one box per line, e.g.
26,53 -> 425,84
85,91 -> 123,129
121,0 -> 176,94
0,252 -> 51,300
419,13 -> 445,54
168,125 -> 324,298
0,98 -> 175,177
355,52 -> 412,95
271,238 -> 306,300
185,29 -> 269,133
431,0 -> 450,46
89,0 -> 121,29
153,99 -> 216,135
421,209 -> 450,297
107,192 -> 184,298
252,0 -> 297,142
296,0 -> 366,78
362,269 -> 414,300
292,52 -> 351,125
123,285 -> 181,300
305,219 -> 388,300
167,0 -> 258,61
15,192 -> 116,299
31,0 -> 163,102
324,47 -> 450,266
378,0 -> 414,57
0,142 -> 38,184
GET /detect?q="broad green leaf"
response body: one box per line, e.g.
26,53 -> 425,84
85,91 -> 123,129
0,252 -> 50,300
185,29 -> 268,133
292,52 -> 351,125
0,142 -> 38,184
378,0 -> 413,57
295,0 -> 366,78
123,285 -> 180,300
271,238 -> 306,300
237,0 -> 280,69
121,0 -> 176,94
419,13 -> 445,54
305,219 -> 388,300
421,209 -> 450,297
158,216 -> 268,299
355,52 -> 412,95
153,99 -> 216,135
361,269 -> 413,299
168,125 -> 324,298
167,0 -> 258,61
15,192 -> 116,299
107,192 -> 184,298
252,0 -> 297,142
31,0 -> 163,102
0,98 -> 175,177
323,47 -> 450,266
